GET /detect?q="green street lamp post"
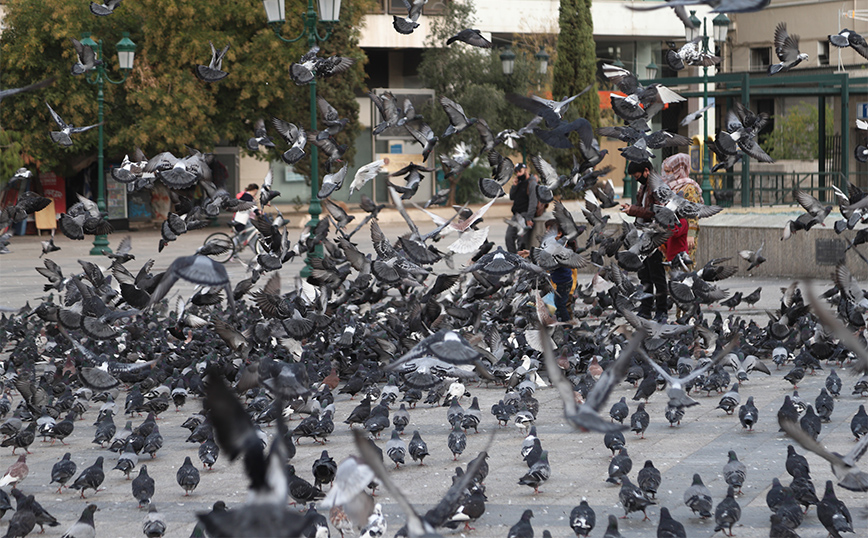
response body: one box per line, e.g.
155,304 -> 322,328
686,11 -> 730,205
82,31 -> 136,256
263,0 -> 341,277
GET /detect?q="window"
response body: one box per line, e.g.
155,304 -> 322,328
750,47 -> 771,71
381,0 -> 448,15
818,41 -> 830,66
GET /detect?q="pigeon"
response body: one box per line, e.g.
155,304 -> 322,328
769,22 -> 809,75
272,117 -> 307,164
370,91 -> 402,135
610,397 -> 629,424
70,38 -> 101,75
630,402 -> 650,438
518,450 -> 550,494
717,383 -> 740,415
628,0 -> 773,14
317,162 -> 349,199
385,430 -> 406,469
90,0 -> 122,16
246,118 -> 275,151
290,46 -> 355,85
680,103 -> 715,126
196,42 -> 230,82
657,507 -> 686,538
569,499 -> 595,537
723,450 -> 746,494
142,504 -> 167,537
739,242 -> 766,271
823,368 -> 842,398
817,480 -> 853,538
0,454 -> 28,489
666,37 -> 720,71
507,509 -> 534,538
619,475 -> 655,520
10,488 -> 58,533
46,102 -> 101,146
360,503 -> 387,538
50,452 -> 77,493
447,422 -> 466,460
713,486 -> 741,537
132,465 -> 155,508
177,456 -> 201,495
393,0 -> 425,34
739,396 -> 759,430
349,159 -> 388,195
60,504 -> 98,538
602,514 -> 623,538
607,447 -> 633,485
408,430 -> 429,465
637,460 -> 662,499
71,456 -> 105,498
5,493 -> 36,538
439,96 -> 477,137
830,29 -> 868,60
684,473 -> 713,518
446,29 -> 491,48
851,405 -> 868,440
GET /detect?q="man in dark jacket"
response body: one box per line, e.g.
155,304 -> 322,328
620,161 -> 668,321
505,163 -> 538,253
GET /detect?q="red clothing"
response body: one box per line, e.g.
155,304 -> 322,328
663,218 -> 689,261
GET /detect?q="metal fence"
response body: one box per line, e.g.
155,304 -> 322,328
708,171 -> 868,207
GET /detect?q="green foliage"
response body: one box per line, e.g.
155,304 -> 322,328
0,0 -> 368,178
552,0 -> 600,132
0,130 -> 25,185
763,103 -> 834,161
416,0 -> 560,204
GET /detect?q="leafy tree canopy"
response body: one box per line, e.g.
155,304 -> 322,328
0,0 -> 369,178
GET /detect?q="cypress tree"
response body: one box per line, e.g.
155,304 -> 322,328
552,0 -> 600,131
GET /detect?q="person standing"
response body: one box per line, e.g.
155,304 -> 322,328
620,161 -> 668,322
505,163 -> 538,253
661,153 -> 702,263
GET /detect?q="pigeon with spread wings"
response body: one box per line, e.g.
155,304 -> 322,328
769,22 -> 809,75
542,328 -> 645,433
46,102 -> 101,147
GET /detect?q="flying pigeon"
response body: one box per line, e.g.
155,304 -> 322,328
290,46 -> 355,85
446,29 -> 491,48
196,42 -> 230,82
272,117 -> 307,164
70,38 -> 101,75
46,102 -> 101,147
246,118 -> 275,151
666,37 -> 720,71
769,22 -> 809,75
90,0 -> 122,16
829,29 -> 868,60
393,0 -> 425,34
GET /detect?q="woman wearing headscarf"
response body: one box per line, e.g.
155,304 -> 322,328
661,153 -> 702,263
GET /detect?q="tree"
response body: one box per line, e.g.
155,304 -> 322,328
416,0 -> 556,204
0,0 -> 367,179
762,103 -> 834,161
552,0 -> 600,131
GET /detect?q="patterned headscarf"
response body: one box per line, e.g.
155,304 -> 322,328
662,153 -> 701,193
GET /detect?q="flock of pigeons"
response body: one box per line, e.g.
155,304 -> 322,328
4,2 -> 868,538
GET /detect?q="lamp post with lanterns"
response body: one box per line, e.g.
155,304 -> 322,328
685,10 -> 730,205
82,31 -> 136,256
262,0 -> 341,277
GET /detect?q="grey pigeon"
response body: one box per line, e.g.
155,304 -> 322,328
817,480 -> 853,538
142,504 -> 166,537
50,452 -> 77,493
829,29 -> 868,60
60,504 -> 98,538
70,38 -> 101,75
132,465 -> 155,508
90,0 -> 122,16
723,450 -> 746,493
713,486 -> 741,537
177,456 -> 200,495
46,102 -> 101,147
196,42 -> 230,82
684,473 -> 713,518
619,475 -> 655,520
769,22 -> 809,75
446,29 -> 491,48
71,456 -> 105,499
569,498 -> 595,537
